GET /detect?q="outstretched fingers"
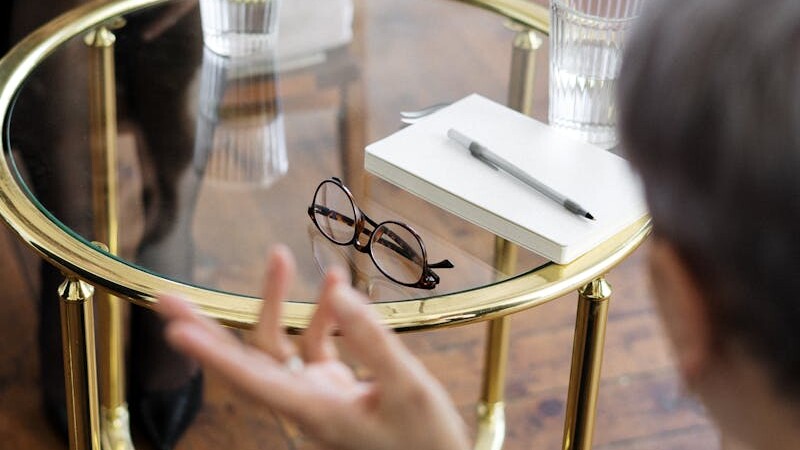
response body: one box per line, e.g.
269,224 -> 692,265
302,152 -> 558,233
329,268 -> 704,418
302,267 -> 349,362
252,245 -> 297,361
327,284 -> 418,384
163,311 -> 315,419
157,294 -> 240,347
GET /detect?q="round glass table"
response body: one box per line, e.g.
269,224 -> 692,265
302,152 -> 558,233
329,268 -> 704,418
0,0 -> 650,449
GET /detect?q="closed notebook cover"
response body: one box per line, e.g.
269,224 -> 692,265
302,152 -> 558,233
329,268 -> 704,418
365,94 -> 648,264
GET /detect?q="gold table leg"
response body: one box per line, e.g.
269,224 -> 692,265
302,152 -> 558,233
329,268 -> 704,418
475,25 -> 541,447
59,276 -> 102,450
85,24 -> 133,450
506,25 -> 543,115
562,278 -> 612,450
474,237 -> 518,450
476,315 -> 511,450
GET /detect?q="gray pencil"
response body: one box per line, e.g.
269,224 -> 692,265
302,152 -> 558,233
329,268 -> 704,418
447,128 -> 595,220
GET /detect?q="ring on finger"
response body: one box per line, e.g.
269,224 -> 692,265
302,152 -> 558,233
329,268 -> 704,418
283,354 -> 305,374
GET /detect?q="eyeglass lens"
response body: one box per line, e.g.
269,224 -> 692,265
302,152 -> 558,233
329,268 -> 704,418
371,223 -> 425,284
312,180 -> 357,244
312,180 -> 427,285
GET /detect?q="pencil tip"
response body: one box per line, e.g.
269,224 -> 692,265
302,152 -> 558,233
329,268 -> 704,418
585,213 -> 595,220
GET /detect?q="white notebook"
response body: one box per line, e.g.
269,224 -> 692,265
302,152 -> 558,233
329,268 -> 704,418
364,94 -> 648,264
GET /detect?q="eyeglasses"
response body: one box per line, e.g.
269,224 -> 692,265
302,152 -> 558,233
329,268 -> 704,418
308,226 -> 418,300
307,177 -> 454,289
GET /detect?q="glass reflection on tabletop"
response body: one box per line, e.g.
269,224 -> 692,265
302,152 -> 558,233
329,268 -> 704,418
3,0 -> 550,304
194,47 -> 288,188
309,226 -> 424,301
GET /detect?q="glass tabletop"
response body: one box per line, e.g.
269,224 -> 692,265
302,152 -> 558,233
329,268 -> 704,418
4,0 -> 553,304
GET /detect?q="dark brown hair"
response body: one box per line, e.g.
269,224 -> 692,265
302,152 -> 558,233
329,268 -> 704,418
619,0 -> 800,395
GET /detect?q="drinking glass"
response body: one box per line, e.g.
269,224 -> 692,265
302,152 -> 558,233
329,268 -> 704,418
549,0 -> 647,148
199,0 -> 280,56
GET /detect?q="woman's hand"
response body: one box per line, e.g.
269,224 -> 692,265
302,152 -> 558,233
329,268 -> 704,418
157,245 -> 470,450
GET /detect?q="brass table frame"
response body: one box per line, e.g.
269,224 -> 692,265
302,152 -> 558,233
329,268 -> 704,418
0,0 -> 651,449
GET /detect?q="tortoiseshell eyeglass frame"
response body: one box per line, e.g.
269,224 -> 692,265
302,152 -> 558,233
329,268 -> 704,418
307,177 -> 454,289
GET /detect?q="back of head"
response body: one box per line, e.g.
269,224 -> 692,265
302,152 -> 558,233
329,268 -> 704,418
618,0 -> 800,397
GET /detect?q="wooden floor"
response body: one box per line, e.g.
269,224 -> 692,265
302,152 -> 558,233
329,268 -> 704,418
0,223 -> 720,449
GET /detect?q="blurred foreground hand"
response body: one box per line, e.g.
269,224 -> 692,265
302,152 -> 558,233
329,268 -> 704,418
157,245 -> 470,450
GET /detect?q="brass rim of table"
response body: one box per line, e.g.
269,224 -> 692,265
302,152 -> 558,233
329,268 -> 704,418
0,0 -> 650,331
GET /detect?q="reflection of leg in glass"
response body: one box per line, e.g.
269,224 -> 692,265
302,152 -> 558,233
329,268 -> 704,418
7,3 -> 206,447
117,9 -> 205,449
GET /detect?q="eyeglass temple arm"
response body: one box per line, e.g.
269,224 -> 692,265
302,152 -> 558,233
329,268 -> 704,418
312,204 -> 452,270
308,205 -> 357,227
372,227 -> 455,274
429,259 -> 454,269
361,213 -> 449,270
310,204 -> 406,255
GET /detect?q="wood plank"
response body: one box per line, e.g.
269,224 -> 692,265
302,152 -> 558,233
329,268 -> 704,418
0,227 -> 63,448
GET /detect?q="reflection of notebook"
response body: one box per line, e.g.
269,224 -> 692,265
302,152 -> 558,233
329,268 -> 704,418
276,0 -> 353,68
364,94 -> 648,264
